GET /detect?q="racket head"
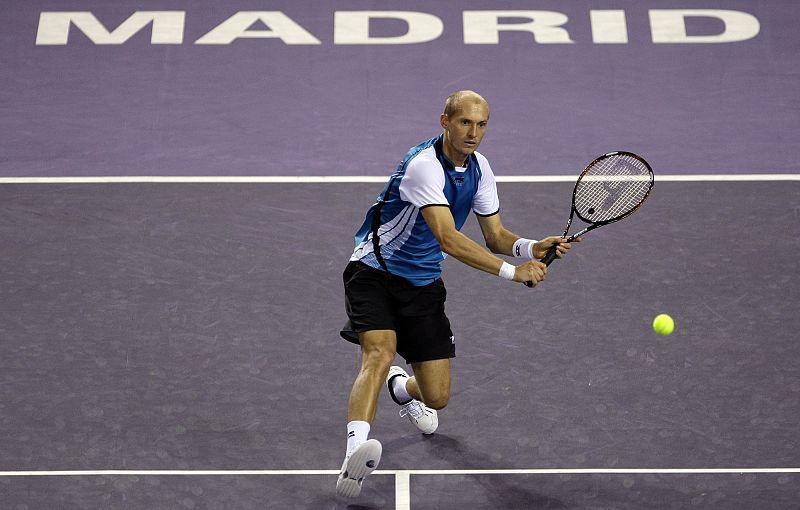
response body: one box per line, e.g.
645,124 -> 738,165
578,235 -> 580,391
571,151 -> 654,228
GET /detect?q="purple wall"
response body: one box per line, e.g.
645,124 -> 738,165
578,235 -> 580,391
2,1 -> 798,176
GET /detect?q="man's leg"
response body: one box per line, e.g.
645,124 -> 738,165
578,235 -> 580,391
337,329 -> 396,498
348,330 -> 397,422
408,359 -> 451,410
384,359 -> 450,435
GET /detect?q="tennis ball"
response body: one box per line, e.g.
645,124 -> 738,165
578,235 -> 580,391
652,314 -> 674,336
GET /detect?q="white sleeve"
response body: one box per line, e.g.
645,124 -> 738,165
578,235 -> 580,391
472,153 -> 500,215
398,156 -> 448,208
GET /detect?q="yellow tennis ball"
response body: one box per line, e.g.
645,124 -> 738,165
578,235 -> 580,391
653,314 -> 675,336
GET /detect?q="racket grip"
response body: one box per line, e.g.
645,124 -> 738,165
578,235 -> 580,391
541,246 -> 559,266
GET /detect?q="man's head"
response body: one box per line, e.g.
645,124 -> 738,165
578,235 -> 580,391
440,90 -> 490,166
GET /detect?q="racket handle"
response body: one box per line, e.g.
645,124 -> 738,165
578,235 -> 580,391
541,246 -> 559,266
525,247 -> 558,286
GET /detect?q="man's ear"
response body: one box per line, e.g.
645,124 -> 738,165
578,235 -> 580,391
439,113 -> 448,130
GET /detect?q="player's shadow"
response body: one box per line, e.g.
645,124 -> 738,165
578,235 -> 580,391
407,433 -> 567,509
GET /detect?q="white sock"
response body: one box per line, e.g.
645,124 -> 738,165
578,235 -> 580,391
390,374 -> 413,404
346,420 -> 370,457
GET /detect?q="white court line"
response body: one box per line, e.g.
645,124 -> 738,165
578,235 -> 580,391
1,467 -> 798,476
395,471 -> 411,510
3,467 -> 796,510
0,174 -> 798,184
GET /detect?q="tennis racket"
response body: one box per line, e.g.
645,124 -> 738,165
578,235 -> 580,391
539,150 -> 654,267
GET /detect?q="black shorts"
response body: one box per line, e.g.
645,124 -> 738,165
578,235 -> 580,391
340,261 -> 455,364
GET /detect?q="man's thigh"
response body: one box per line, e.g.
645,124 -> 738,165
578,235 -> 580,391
410,359 -> 451,406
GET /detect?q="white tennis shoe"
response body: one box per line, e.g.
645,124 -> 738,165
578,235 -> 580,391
386,366 -> 438,435
336,439 -> 382,498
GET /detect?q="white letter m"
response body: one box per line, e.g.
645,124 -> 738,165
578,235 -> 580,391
36,11 -> 185,45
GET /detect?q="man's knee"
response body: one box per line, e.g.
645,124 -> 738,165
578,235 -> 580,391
411,359 -> 451,410
359,330 -> 397,371
417,381 -> 450,410
362,348 -> 395,372
424,393 -> 449,410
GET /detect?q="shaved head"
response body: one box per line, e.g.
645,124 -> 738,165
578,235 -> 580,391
443,90 -> 489,118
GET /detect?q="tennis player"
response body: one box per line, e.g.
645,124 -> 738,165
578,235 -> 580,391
336,90 -> 576,497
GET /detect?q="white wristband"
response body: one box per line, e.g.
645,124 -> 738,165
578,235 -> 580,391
512,238 -> 537,259
498,261 -> 516,281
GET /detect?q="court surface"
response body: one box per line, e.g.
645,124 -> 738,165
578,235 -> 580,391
1,179 -> 798,508
2,1 -> 799,508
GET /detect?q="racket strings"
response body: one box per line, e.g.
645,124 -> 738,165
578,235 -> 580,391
576,178 -> 650,220
574,155 -> 652,222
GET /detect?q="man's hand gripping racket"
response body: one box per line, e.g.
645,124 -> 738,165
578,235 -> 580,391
525,151 -> 654,287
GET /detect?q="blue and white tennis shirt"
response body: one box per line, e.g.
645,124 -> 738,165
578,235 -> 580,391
350,134 -> 500,286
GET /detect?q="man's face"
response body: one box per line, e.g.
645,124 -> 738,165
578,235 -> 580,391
440,99 -> 490,165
